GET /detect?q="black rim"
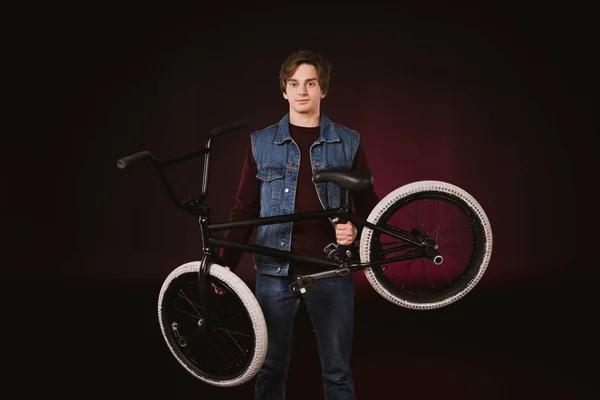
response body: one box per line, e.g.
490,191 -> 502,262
371,191 -> 486,304
160,272 -> 256,380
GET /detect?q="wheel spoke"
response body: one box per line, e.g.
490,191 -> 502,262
178,290 -> 204,314
172,305 -> 202,322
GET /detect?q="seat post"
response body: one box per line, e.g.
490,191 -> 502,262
340,189 -> 351,213
335,189 -> 352,266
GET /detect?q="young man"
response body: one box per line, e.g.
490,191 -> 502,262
219,50 -> 379,400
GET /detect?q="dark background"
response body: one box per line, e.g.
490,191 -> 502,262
5,1 -> 597,398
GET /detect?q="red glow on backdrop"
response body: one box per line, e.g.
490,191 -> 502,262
17,2 -> 586,295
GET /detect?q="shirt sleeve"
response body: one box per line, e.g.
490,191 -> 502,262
218,138 -> 260,270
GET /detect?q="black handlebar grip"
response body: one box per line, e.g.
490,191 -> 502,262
211,119 -> 249,136
117,151 -> 152,169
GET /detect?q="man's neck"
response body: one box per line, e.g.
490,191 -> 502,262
289,109 -> 320,127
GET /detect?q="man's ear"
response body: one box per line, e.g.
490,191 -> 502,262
283,91 -> 288,100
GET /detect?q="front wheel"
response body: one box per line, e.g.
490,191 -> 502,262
157,261 -> 267,386
359,180 -> 493,310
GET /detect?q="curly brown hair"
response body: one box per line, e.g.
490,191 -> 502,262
279,50 -> 332,95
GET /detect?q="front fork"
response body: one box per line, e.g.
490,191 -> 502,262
196,209 -> 221,331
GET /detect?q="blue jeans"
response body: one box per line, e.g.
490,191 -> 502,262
254,272 -> 355,400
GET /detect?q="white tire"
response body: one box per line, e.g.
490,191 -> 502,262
157,261 -> 267,386
359,180 -> 493,310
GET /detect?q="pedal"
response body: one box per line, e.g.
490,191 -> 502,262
287,276 -> 316,295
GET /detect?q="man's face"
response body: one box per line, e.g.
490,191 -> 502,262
283,63 -> 325,115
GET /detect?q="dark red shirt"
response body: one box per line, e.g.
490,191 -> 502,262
219,124 -> 380,274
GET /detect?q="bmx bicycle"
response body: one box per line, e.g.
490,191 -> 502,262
117,119 -> 493,387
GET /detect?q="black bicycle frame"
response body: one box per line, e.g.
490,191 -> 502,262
205,209 -> 426,271
117,120 -> 436,314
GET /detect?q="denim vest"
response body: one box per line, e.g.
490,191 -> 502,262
251,113 -> 360,276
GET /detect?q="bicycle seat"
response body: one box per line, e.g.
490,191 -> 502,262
313,168 -> 373,191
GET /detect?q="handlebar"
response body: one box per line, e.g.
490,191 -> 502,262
211,119 -> 249,136
116,119 -> 249,214
116,151 -> 153,169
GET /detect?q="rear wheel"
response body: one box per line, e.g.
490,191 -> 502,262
157,261 -> 267,386
360,180 -> 493,310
